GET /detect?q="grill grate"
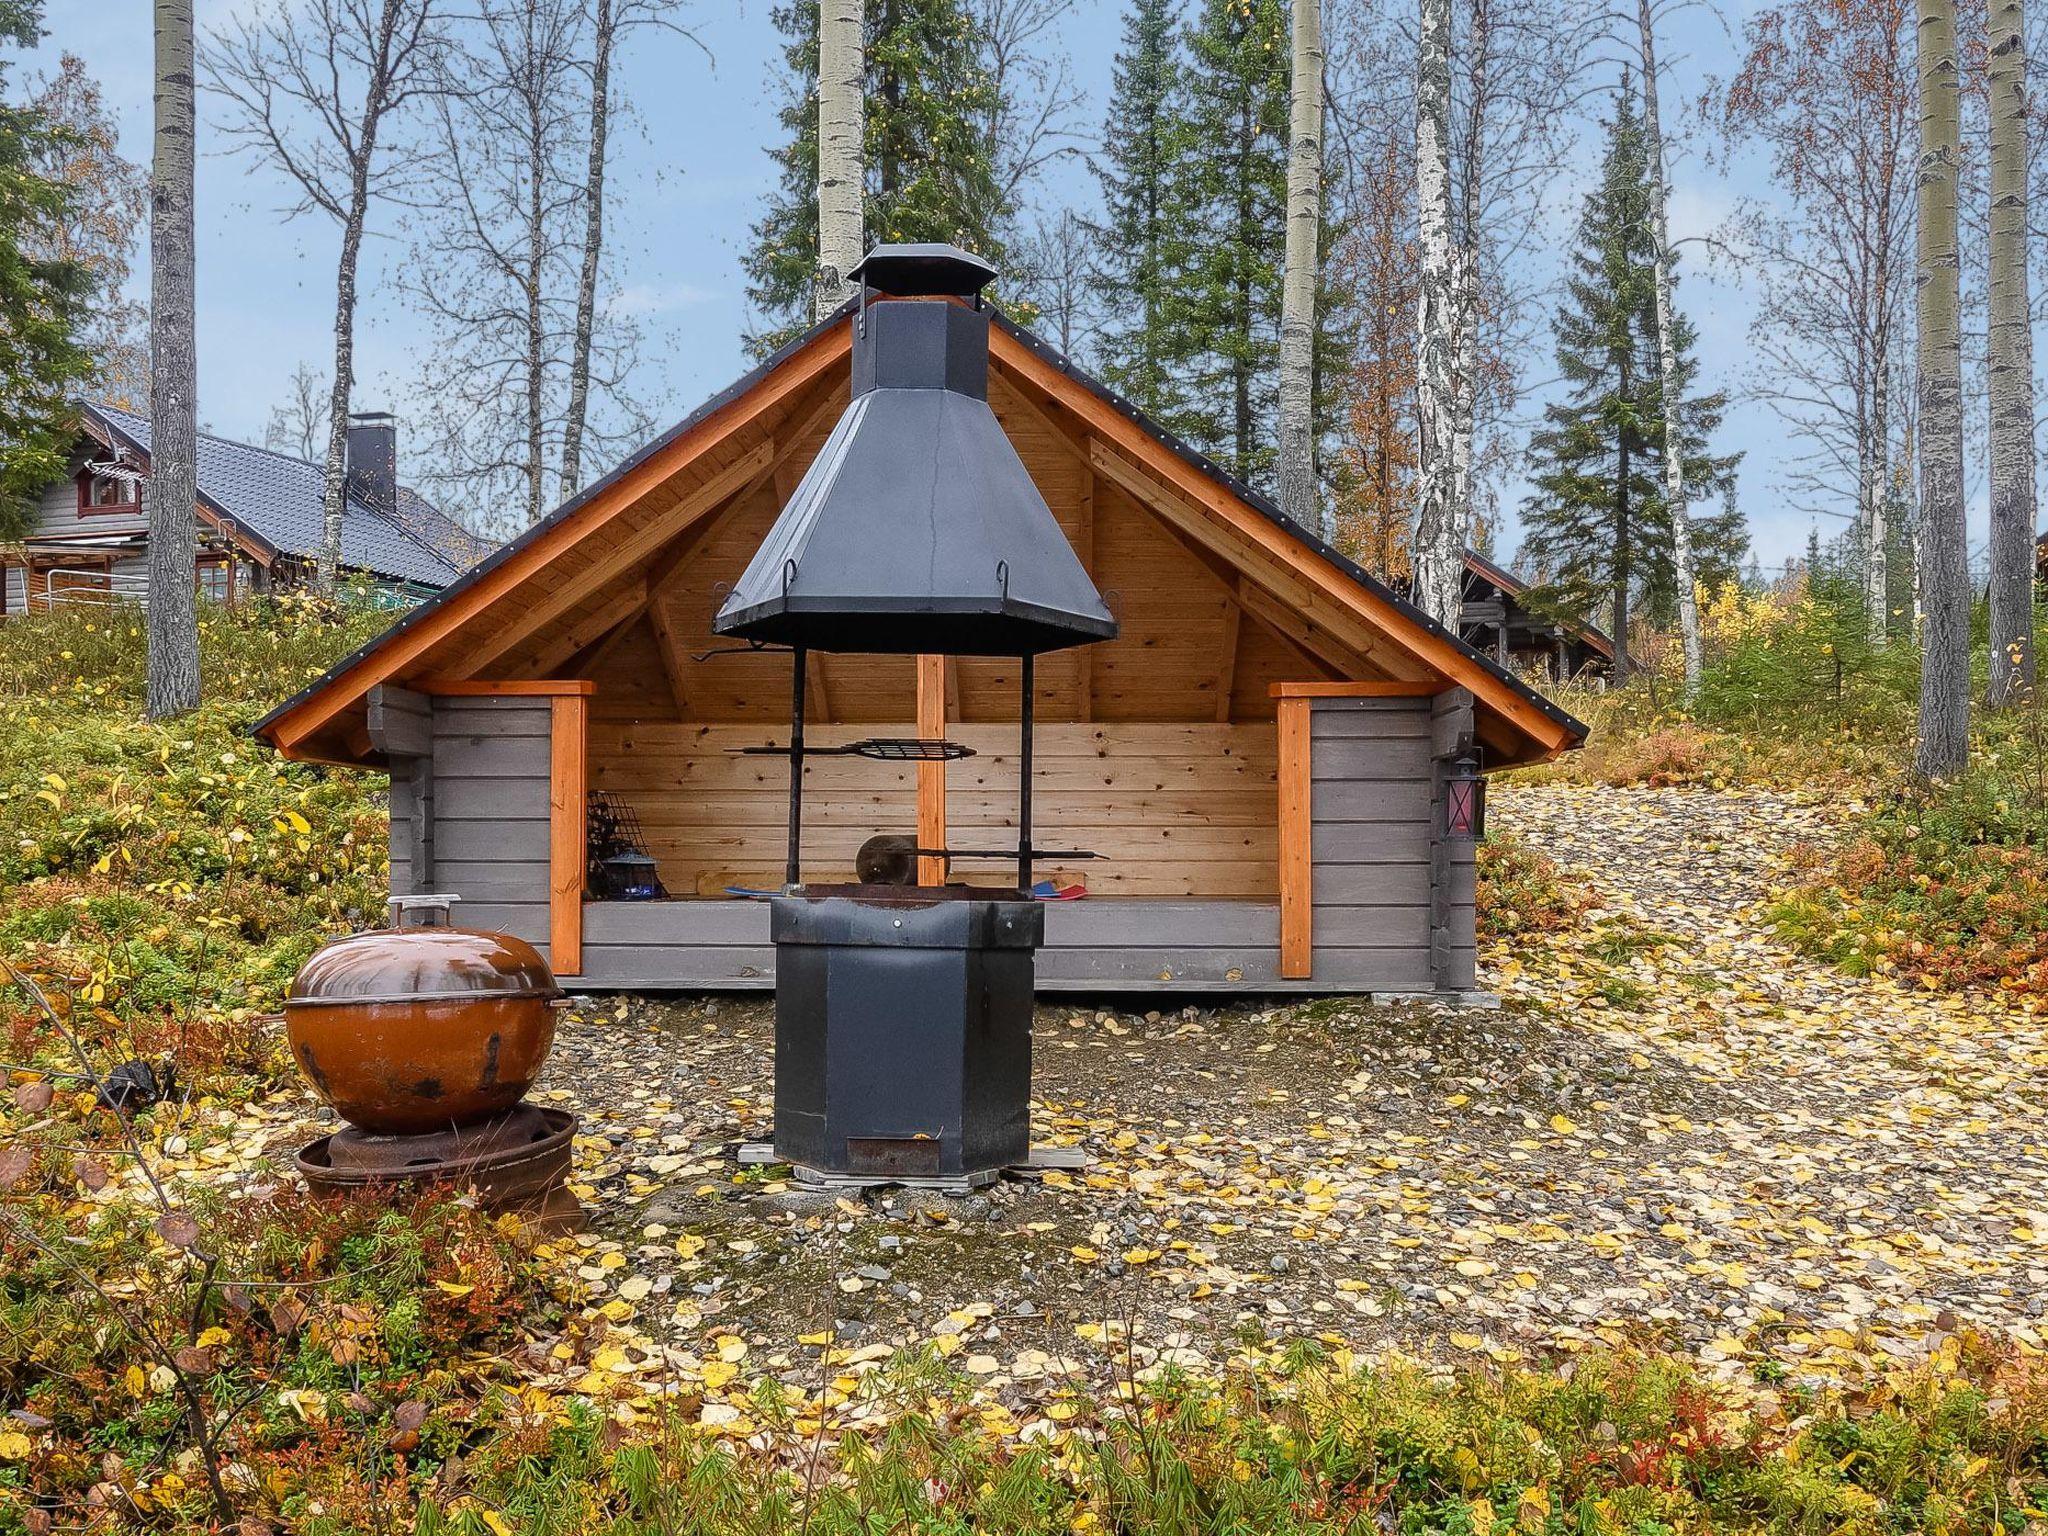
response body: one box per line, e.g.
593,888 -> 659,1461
738,737 -> 977,762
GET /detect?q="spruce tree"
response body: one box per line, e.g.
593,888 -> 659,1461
1520,82 -> 1742,674
1167,0 -> 1291,486
1093,0 -> 1187,424
0,0 -> 93,538
746,0 -> 1005,351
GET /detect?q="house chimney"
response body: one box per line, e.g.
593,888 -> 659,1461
345,412 -> 398,516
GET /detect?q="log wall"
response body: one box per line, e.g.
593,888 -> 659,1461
388,693 -> 1482,995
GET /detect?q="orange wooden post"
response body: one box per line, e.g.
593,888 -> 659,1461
1276,693 -> 1313,979
916,653 -> 947,886
549,692 -> 588,976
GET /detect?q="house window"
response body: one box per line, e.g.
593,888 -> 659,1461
197,559 -> 232,604
77,468 -> 143,516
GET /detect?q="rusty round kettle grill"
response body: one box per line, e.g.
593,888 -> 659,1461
286,894 -> 580,1221
712,244 -> 1117,1192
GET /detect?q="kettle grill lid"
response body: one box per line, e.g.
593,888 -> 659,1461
287,925 -> 562,1006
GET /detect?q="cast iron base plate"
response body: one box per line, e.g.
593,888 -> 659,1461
737,1140 -> 1090,1196
298,1105 -> 581,1227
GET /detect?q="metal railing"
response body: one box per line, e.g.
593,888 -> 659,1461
30,568 -> 150,611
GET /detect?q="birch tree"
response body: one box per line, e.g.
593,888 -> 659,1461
1444,0 -> 1490,606
1411,0 -> 1460,625
148,0 -> 200,718
1636,0 -> 1700,690
1405,0 -> 1585,625
1986,0 -> 2035,707
1014,207 -> 1092,355
204,0 -> 444,595
559,0 -> 700,499
1915,0 -> 1969,777
1277,0 -> 1325,536
408,0 -> 651,535
815,0 -> 864,318
264,360 -> 328,460
971,0 -> 1086,216
1722,0 -> 1915,649
28,55 -> 149,410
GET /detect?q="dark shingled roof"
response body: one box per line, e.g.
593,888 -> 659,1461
84,402 -> 490,588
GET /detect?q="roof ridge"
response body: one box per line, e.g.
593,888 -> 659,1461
89,398 -> 332,475
87,396 -> 463,557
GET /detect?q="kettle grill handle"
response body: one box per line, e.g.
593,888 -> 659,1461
386,893 -> 462,929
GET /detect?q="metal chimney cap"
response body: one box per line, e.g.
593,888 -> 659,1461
850,243 -> 997,299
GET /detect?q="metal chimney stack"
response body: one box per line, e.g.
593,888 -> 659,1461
710,244 -> 1118,1192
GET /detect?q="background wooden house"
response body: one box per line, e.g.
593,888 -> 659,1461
1459,550 -> 1616,681
256,303 -> 1586,997
1,404 -> 488,616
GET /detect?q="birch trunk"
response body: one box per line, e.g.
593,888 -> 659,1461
1448,245 -> 1474,566
525,78 -> 548,531
560,0 -> 613,501
1986,0 -> 2035,706
1447,0 -> 1484,596
1277,0 -> 1324,538
1614,356 -> 1633,678
1412,0 -> 1461,626
315,0 -> 404,596
1637,0 -> 1701,693
1915,0 -> 1969,776
1864,371 -> 1890,646
815,0 -> 865,319
148,0 -> 200,718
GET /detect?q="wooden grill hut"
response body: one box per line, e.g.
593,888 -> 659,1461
254,298 -> 1587,998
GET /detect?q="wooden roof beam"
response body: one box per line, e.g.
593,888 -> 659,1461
525,579 -> 650,677
989,372 -> 1089,465
1075,468 -> 1095,722
456,441 -> 774,678
806,651 -> 834,722
990,326 -> 1571,753
1214,596 -> 1242,722
646,593 -> 692,717
1087,437 -> 1418,681
1237,579 -> 1376,680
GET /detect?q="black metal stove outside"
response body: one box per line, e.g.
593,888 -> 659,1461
711,243 -> 1115,1189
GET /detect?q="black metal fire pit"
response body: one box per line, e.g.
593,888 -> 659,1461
710,242 -> 1116,1191
769,888 -> 1039,1185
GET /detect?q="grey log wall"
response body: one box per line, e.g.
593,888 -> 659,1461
374,684 -> 1481,995
1307,692 -> 1474,991
378,687 -> 552,946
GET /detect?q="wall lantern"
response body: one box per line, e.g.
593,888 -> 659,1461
1444,750 -> 1487,840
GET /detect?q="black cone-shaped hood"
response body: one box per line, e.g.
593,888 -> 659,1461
713,249 -> 1116,657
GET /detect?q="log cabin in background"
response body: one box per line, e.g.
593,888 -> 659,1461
1459,549 -> 1615,682
1,404 -> 488,616
255,300 -> 1587,999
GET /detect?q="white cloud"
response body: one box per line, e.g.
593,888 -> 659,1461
610,281 -> 720,319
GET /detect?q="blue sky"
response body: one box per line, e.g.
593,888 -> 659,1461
27,0 -> 1893,569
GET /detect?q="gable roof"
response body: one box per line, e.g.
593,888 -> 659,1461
80,402 -> 488,588
1462,547 -> 1616,662
253,304 -> 1588,768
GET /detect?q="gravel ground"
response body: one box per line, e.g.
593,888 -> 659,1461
484,782 -> 2048,1409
